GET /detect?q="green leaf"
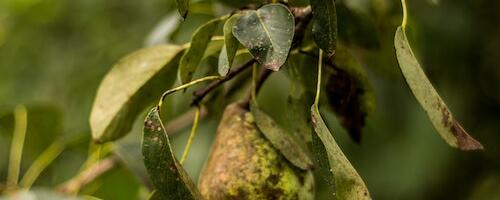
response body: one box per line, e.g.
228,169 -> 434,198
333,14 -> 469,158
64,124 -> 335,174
175,0 -> 189,19
394,26 -> 483,150
326,47 -> 375,142
311,131 -> 336,198
310,50 -> 370,199
142,107 -> 202,199
250,101 -> 313,170
218,14 -> 242,76
233,4 -> 295,71
179,16 -> 227,84
285,55 -> 316,144
311,105 -> 371,199
310,0 -> 338,56
90,45 -> 184,143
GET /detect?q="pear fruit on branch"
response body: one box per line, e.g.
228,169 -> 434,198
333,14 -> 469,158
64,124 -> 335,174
199,103 -> 314,200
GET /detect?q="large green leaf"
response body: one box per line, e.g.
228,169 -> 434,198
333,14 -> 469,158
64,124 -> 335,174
218,14 -> 242,76
233,4 -> 295,71
394,26 -> 483,150
179,16 -> 227,83
90,45 -> 184,143
311,105 -> 371,199
310,0 -> 337,56
250,101 -> 313,170
142,107 -> 202,199
175,0 -> 189,19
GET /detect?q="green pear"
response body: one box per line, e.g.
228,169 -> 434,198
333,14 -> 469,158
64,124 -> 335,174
198,103 -> 314,200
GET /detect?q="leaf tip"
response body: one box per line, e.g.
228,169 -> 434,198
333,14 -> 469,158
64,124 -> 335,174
450,122 -> 484,151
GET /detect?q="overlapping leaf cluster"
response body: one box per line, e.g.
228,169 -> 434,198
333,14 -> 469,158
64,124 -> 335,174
87,0 -> 483,199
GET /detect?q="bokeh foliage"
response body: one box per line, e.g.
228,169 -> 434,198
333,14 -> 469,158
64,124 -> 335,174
1,0 -> 499,199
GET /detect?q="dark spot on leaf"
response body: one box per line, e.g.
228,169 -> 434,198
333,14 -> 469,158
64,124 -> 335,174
326,69 -> 366,143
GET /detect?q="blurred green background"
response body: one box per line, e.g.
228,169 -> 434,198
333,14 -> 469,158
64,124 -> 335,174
1,0 -> 499,199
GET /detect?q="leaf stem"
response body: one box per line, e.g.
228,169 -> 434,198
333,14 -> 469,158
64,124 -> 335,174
251,62 -> 258,104
180,106 -> 201,164
20,140 -> 65,189
401,0 -> 408,28
159,75 -> 221,108
314,49 -> 323,107
7,105 -> 28,190
192,59 -> 256,106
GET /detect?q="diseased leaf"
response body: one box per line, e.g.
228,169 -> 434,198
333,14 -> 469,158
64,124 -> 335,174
336,2 -> 380,49
90,45 -> 184,142
233,4 -> 295,71
218,14 -> 242,76
179,16 -> 227,83
310,0 -> 337,56
394,26 -> 483,150
175,0 -> 189,19
250,101 -> 313,170
142,107 -> 203,199
311,105 -> 371,199
326,47 -> 375,142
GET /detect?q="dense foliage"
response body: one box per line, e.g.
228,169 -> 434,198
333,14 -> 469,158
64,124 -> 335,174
1,0 -> 499,199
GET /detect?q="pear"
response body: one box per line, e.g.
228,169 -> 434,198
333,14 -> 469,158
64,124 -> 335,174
198,103 -> 314,200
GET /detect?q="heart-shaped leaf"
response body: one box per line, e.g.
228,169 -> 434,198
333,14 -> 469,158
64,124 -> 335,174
142,107 -> 203,200
250,101 -> 313,170
394,26 -> 483,150
218,14 -> 242,76
310,0 -> 337,56
233,4 -> 295,71
90,45 -> 184,143
179,16 -> 227,84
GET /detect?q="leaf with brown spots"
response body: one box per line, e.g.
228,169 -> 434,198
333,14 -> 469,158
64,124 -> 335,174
233,4 -> 295,71
142,107 -> 203,199
394,26 -> 483,150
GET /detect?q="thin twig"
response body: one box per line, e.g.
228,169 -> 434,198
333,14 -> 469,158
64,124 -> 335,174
192,59 -> 256,106
57,156 -> 118,195
241,67 -> 273,108
6,105 -> 28,191
164,106 -> 207,134
179,106 -> 201,164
